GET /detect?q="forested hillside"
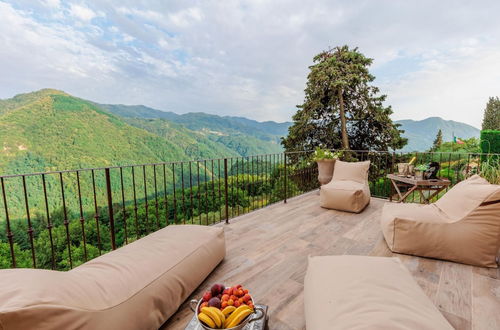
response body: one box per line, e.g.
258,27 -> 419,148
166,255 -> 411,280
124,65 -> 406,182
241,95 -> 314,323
0,90 -> 189,175
0,89 -> 288,178
100,103 -> 289,149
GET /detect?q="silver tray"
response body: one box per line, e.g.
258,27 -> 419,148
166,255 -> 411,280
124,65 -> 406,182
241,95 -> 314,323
184,304 -> 268,330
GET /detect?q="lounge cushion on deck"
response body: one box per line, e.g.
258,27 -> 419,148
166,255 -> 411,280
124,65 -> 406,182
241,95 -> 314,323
381,175 -> 500,268
0,225 -> 225,330
304,256 -> 453,330
320,160 -> 371,213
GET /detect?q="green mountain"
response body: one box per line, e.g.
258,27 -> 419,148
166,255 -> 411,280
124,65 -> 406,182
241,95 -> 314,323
0,89 -> 191,175
395,117 -> 480,151
99,104 -> 289,151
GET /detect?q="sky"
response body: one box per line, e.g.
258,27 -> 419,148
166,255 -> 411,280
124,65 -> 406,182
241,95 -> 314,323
1,1 -> 499,128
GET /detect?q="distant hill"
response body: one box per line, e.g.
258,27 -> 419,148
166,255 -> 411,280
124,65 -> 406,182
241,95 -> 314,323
395,117 -> 480,151
99,104 -> 291,145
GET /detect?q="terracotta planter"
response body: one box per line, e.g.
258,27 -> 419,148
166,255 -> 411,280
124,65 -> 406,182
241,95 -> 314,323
317,159 -> 336,186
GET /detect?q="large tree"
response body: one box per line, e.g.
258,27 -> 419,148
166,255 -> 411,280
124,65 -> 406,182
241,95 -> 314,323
282,46 -> 407,152
482,97 -> 500,130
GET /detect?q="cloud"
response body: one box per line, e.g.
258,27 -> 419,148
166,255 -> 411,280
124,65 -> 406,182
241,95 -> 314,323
69,3 -> 99,22
1,0 -> 500,127
43,0 -> 60,9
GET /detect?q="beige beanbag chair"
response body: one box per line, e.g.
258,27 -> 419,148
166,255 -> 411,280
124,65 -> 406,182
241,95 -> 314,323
320,160 -> 371,213
0,225 -> 226,330
381,175 -> 500,268
304,256 -> 452,330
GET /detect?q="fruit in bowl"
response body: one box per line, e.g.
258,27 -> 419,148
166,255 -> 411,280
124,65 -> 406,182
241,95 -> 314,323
190,284 -> 263,329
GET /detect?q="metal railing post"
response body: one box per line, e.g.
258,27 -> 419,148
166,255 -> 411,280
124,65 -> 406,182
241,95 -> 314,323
105,168 -> 116,250
284,153 -> 288,203
1,177 -> 16,268
224,158 -> 229,223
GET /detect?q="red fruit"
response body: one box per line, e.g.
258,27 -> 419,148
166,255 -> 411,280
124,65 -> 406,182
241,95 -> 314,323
227,299 -> 234,306
221,301 -> 228,309
243,294 -> 251,302
238,298 -> 244,304
234,300 -> 241,307
202,291 -> 212,302
211,284 -> 223,296
222,294 -> 229,301
208,297 -> 221,309
236,284 -> 242,289
238,289 -> 244,297
230,295 -> 238,301
243,289 -> 249,294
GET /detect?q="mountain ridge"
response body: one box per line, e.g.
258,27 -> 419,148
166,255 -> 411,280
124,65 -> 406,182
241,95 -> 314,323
394,117 -> 480,151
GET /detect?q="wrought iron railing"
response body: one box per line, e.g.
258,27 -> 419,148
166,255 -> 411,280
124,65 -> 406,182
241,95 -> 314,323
1,150 -> 498,270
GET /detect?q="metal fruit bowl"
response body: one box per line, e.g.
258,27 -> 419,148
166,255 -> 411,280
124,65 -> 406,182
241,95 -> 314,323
190,294 -> 264,330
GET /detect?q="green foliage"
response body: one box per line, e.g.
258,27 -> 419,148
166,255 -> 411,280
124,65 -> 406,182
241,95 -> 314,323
480,130 -> 500,154
432,137 -> 480,153
431,129 -> 443,151
482,97 -> 500,130
477,157 -> 500,184
282,45 -> 407,152
312,147 -> 341,161
415,164 -> 428,171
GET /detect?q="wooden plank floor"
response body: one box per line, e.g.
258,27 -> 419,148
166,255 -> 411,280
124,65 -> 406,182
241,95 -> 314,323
163,191 -> 500,330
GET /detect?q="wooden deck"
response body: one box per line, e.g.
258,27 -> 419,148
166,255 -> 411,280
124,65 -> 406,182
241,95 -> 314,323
163,191 -> 500,330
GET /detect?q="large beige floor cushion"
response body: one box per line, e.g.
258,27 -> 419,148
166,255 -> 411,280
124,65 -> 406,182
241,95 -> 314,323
381,175 -> 500,268
304,255 -> 453,330
0,225 -> 226,330
320,160 -> 371,213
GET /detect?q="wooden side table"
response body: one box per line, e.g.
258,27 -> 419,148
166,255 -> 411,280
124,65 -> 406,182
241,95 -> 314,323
387,174 -> 451,204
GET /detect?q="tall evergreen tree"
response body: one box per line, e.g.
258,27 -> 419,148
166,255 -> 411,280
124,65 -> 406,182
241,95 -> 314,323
482,97 -> 500,130
431,129 -> 443,151
282,46 -> 407,152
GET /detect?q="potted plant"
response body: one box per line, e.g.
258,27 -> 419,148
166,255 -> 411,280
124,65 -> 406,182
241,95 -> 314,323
313,147 -> 342,185
414,164 -> 428,180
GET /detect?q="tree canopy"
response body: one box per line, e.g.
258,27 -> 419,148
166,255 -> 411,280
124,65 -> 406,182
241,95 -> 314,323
431,129 -> 443,151
482,97 -> 500,130
282,45 -> 407,152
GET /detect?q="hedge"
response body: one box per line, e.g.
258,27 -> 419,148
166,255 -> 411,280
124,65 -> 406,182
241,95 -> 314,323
480,130 -> 500,154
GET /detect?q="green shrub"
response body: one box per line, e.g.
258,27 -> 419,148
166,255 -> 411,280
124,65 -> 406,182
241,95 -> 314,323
480,130 -> 500,154
479,157 -> 500,184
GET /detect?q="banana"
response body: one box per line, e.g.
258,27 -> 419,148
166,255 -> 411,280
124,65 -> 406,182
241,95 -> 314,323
223,305 -> 252,328
209,306 -> 226,323
201,307 -> 222,328
225,309 -> 253,328
222,305 -> 236,317
198,312 -> 216,328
